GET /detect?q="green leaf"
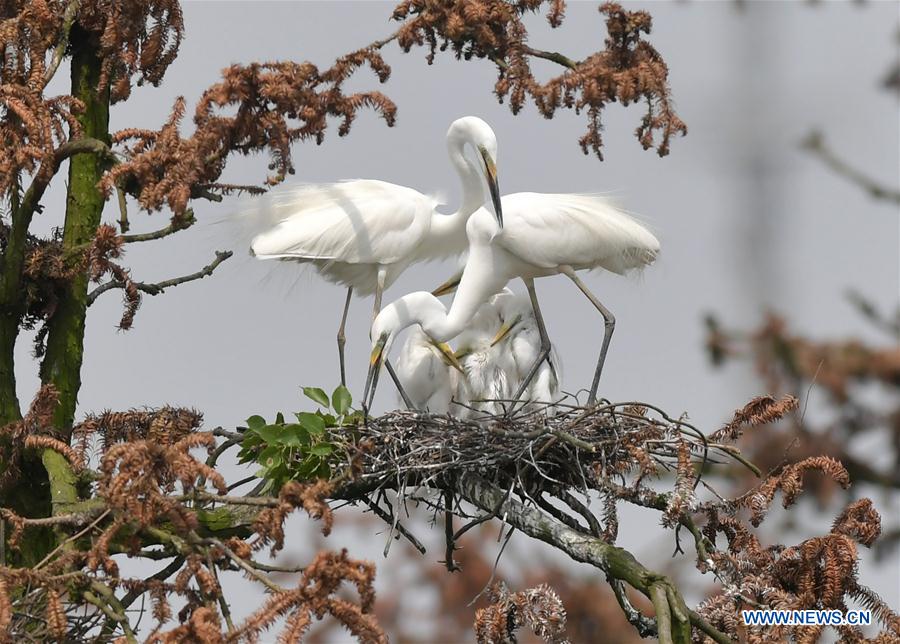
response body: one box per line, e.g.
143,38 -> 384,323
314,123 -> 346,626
302,387 -> 330,408
296,412 -> 325,436
297,456 -> 321,477
257,446 -> 283,468
241,433 -> 262,448
246,415 -> 266,431
316,411 -> 337,426
252,424 -> 284,445
309,443 -> 333,456
331,385 -> 352,415
280,424 -> 309,447
275,411 -> 285,425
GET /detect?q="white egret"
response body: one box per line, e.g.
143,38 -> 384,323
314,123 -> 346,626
244,116 -> 502,385
366,193 -> 658,409
393,328 -> 463,413
432,192 -> 659,405
452,293 -> 516,417
489,289 -> 561,411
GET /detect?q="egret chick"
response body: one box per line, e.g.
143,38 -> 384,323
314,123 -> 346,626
394,328 -> 463,414
490,290 -> 561,412
452,295 -> 515,417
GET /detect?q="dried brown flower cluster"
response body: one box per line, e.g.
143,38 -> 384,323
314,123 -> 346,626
392,1 -> 686,157
102,50 -> 397,216
0,396 -> 382,642
0,1 -> 82,194
253,479 -> 335,554
706,311 -> 900,551
4,220 -> 143,354
72,404 -> 203,452
474,582 -> 569,644
0,384 -> 62,488
232,549 -> 383,644
697,495 -> 898,643
75,0 -> 184,102
0,0 -> 183,194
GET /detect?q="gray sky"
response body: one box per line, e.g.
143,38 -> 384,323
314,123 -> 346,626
19,0 -> 900,637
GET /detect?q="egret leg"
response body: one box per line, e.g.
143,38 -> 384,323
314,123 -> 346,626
372,266 -> 387,324
509,278 -> 553,410
559,265 -> 615,406
336,286 -> 353,386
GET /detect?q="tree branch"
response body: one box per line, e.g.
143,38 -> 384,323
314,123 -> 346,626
801,130 -> 900,204
87,250 -> 232,305
43,0 -> 81,84
119,210 -> 195,243
455,473 -> 733,644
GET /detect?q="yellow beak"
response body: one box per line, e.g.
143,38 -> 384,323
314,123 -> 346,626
369,342 -> 384,367
431,272 -> 462,297
363,335 -> 388,410
490,315 -> 522,346
478,146 -> 503,228
431,340 -> 464,373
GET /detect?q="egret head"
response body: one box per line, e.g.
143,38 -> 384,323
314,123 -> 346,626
363,293 -> 459,410
447,116 -> 503,228
490,291 -> 534,346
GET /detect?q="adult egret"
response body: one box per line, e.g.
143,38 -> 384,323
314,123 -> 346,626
366,193 -> 658,409
489,289 -> 561,411
393,328 -> 463,413
245,116 -> 502,385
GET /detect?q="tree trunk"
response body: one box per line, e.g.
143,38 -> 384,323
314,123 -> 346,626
39,24 -> 110,436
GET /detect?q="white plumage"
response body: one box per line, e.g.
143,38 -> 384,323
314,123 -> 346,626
453,294 -> 515,417
366,190 -> 659,409
491,193 -> 659,277
490,290 -> 561,410
394,328 -> 461,414
240,116 -> 503,385
249,180 -> 438,295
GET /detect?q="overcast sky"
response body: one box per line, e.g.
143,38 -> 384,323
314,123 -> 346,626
20,0 -> 900,637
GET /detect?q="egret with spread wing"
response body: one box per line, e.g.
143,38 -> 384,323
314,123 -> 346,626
244,116 -> 502,385
433,192 -> 659,406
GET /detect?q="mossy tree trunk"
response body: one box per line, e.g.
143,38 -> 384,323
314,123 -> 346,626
39,24 -> 110,436
0,25 -> 110,566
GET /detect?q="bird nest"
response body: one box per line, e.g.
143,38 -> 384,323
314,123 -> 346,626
347,400 -> 717,499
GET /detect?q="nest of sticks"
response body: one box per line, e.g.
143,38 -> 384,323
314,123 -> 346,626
342,400 -> 732,523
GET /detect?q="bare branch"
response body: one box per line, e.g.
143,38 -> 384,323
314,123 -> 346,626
801,130 -> 900,204
87,250 -> 232,305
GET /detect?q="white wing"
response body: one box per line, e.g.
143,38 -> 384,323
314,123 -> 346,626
499,193 -> 660,274
248,180 -> 438,265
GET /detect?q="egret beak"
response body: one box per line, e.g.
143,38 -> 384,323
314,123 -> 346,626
431,272 -> 462,297
490,315 -> 523,347
363,334 -> 388,410
430,339 -> 464,373
478,145 -> 503,229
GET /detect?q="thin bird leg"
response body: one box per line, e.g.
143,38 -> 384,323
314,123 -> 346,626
371,266 -> 387,325
336,286 -> 353,386
508,278 -> 553,411
385,360 -> 415,410
559,265 -> 615,406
